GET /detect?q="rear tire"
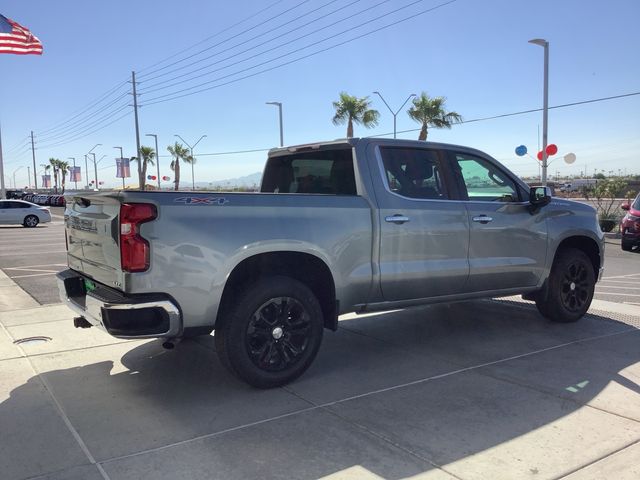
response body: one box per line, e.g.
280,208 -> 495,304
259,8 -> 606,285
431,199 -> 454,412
621,239 -> 633,252
23,215 -> 39,228
214,275 -> 324,388
535,247 -> 595,323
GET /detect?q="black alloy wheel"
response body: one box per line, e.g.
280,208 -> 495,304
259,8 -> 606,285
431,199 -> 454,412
245,296 -> 312,372
559,261 -> 591,313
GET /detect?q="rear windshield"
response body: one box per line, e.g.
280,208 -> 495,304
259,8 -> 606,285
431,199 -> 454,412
633,195 -> 640,211
260,148 -> 356,195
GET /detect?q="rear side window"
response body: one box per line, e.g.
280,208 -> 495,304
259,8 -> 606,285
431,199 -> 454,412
8,201 -> 28,209
380,147 -> 449,200
261,148 -> 356,195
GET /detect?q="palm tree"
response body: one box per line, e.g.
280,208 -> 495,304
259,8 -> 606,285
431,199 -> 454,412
167,142 -> 192,191
332,92 -> 380,138
48,158 -> 61,193
131,146 -> 156,191
58,160 -> 69,194
407,92 -> 463,141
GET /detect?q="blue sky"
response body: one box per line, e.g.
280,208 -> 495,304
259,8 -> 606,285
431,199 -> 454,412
1,0 -> 639,188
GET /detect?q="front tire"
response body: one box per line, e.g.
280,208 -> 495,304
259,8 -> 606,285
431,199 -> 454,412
23,215 -> 39,228
214,276 -> 324,388
536,247 -> 595,323
621,239 -> 634,252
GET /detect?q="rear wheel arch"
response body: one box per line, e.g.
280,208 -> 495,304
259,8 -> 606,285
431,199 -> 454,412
216,251 -> 338,331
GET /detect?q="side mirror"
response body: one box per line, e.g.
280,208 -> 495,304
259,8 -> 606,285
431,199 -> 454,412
530,186 -> 552,207
621,203 -> 630,211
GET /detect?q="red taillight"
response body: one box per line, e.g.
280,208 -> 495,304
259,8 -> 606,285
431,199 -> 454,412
120,203 -> 157,273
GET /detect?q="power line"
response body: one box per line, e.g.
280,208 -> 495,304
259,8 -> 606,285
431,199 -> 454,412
36,108 -> 132,150
139,0 -> 356,88
137,0 -> 314,79
36,79 -> 129,136
137,0 -> 287,74
141,0 -> 457,106
152,90 -> 640,158
36,92 -> 130,142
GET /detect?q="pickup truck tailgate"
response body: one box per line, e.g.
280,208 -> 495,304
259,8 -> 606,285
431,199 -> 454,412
65,194 -> 124,289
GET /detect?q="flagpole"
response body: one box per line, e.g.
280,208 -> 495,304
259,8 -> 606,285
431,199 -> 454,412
0,122 -> 6,199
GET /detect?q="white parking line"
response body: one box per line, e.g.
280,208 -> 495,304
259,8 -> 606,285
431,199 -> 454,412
595,292 -> 640,297
603,273 -> 640,280
10,272 -> 58,279
598,280 -> 640,285
4,263 -> 67,269
0,250 -> 66,257
596,285 -> 640,290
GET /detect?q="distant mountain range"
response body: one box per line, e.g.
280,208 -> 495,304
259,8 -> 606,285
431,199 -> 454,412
194,172 -> 262,188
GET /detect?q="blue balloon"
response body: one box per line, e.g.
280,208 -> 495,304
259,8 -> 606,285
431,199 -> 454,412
515,145 -> 527,156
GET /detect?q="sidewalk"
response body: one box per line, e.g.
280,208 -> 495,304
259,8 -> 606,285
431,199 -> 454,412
1,271 -> 639,480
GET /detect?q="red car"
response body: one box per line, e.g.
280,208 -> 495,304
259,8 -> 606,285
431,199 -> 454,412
620,193 -> 640,251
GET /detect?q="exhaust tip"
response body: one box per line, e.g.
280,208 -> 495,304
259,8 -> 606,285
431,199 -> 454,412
162,341 -> 175,350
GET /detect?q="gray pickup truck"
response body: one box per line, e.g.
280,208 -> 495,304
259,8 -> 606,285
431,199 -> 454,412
57,138 -> 604,388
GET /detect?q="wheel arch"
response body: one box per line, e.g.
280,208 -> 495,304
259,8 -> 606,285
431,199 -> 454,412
216,251 -> 338,331
554,235 -> 602,279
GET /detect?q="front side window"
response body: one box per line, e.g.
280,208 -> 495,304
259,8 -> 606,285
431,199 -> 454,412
380,147 -> 448,200
454,154 -> 519,202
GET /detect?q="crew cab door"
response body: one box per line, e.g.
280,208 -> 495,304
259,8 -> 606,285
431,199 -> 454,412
374,145 -> 470,301
451,151 -> 547,291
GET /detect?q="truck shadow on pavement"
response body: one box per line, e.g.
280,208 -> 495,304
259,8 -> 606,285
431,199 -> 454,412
3,301 -> 640,480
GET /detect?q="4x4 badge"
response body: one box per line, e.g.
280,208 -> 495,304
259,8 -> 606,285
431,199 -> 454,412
174,197 -> 229,205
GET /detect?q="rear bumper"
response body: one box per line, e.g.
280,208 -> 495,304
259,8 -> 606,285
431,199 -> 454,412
56,269 -> 182,339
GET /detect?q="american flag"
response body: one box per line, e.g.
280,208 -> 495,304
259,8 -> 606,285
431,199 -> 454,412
116,158 -> 131,178
70,166 -> 81,182
0,14 -> 42,55
42,175 -> 51,188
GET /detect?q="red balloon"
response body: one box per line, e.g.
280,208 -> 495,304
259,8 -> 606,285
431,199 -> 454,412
537,151 -> 543,161
546,144 -> 558,156
151,175 -> 157,180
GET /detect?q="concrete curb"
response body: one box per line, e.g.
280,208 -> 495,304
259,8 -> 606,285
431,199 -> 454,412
0,270 -> 39,312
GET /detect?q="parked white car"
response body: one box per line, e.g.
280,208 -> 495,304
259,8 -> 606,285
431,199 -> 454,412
0,200 -> 52,227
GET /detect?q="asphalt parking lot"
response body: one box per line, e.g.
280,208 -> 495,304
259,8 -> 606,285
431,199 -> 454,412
0,206 -> 639,480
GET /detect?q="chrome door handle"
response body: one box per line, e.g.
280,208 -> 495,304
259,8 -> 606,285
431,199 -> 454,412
385,215 -> 410,224
472,215 -> 493,224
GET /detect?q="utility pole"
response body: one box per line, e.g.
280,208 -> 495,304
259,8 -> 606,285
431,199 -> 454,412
27,166 -> 30,188
0,123 -> 5,199
131,71 -> 142,189
30,130 -> 37,189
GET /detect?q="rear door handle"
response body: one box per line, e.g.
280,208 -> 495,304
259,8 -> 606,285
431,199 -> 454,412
472,215 -> 493,224
385,215 -> 410,224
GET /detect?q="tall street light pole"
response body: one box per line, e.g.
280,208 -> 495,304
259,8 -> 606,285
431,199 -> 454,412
529,38 -> 549,186
84,155 -> 89,189
68,157 -> 76,190
145,134 -> 161,189
113,147 -> 125,189
265,101 -> 284,146
174,134 -> 207,190
373,92 -> 416,139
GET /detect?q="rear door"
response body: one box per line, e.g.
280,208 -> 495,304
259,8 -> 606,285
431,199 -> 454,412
7,201 -> 29,224
374,145 -> 470,301
451,152 -> 547,291
65,194 -> 124,289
